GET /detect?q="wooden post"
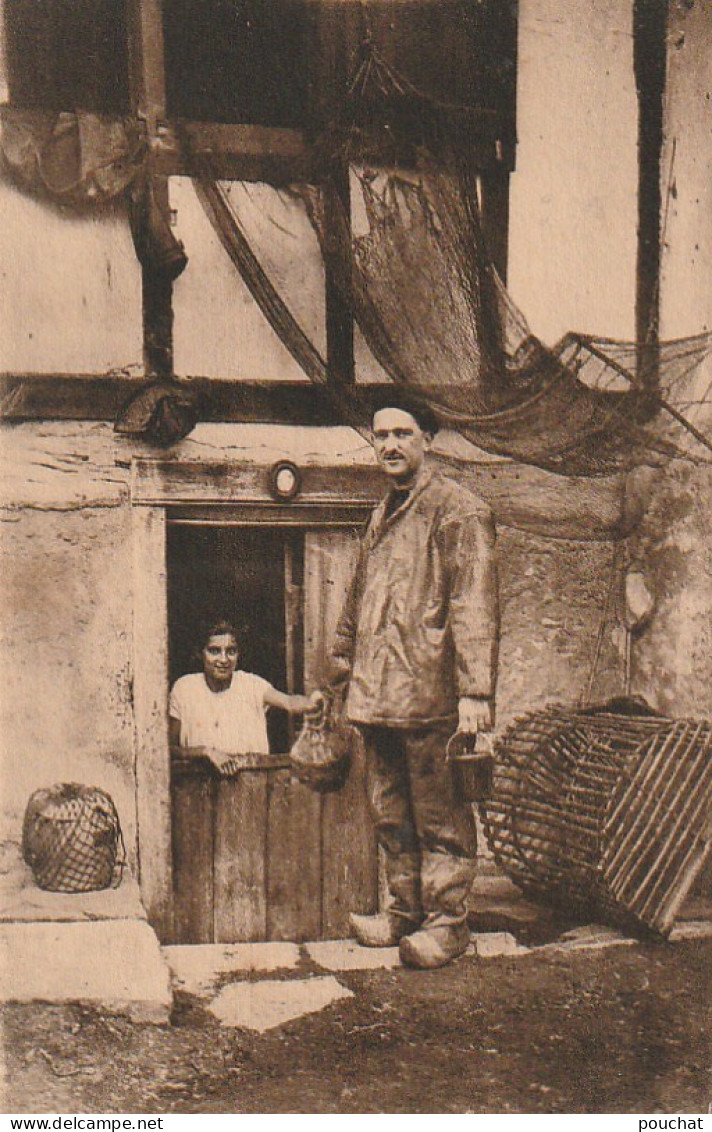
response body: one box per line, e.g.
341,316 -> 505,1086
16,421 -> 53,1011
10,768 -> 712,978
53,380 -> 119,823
132,504 -> 173,940
479,167 -> 511,284
633,0 -> 668,350
310,3 -> 356,388
323,162 -> 355,387
127,0 -> 175,377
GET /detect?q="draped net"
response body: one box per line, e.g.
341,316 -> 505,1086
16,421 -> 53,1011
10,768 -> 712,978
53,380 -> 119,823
300,157 -> 712,475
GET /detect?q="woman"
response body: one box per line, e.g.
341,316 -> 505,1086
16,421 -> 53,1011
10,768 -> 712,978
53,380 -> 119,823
169,619 -> 311,771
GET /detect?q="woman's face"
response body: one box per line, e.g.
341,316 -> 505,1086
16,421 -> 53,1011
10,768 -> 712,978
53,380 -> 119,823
202,633 -> 238,687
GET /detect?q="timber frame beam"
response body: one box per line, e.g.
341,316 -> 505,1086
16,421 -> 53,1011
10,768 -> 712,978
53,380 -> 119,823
150,118 -> 513,186
122,0 -> 513,386
0,376 -> 393,425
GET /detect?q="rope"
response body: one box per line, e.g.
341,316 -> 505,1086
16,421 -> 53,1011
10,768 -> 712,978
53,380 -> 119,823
193,177 -> 329,386
350,38 -> 500,121
580,542 -> 622,708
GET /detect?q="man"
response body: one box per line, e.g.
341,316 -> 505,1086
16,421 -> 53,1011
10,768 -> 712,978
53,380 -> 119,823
312,392 -> 499,969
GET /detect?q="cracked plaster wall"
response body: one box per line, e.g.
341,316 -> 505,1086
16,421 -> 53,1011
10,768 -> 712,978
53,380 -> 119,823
0,501 -> 136,856
626,0 -> 712,720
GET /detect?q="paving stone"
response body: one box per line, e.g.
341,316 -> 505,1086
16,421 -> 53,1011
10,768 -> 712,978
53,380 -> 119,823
541,926 -> 636,955
0,920 -> 172,1023
163,941 -> 300,997
470,874 -> 544,923
305,938 -> 402,971
560,924 -> 626,943
669,920 -> 712,942
208,976 -> 353,1032
473,931 -> 529,958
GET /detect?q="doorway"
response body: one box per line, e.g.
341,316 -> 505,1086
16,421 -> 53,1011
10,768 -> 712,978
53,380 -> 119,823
167,524 -> 303,754
166,518 -> 378,943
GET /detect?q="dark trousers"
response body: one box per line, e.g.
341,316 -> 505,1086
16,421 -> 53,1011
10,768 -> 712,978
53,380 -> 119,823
359,724 -> 477,929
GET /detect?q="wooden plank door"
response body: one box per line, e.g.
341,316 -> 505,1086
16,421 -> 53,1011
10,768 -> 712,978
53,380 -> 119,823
171,769 -> 215,943
266,767 -> 322,941
304,528 -> 379,937
265,531 -> 322,940
214,772 -> 269,942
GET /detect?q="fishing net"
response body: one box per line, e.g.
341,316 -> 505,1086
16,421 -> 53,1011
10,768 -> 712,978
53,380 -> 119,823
189,145 -> 712,476
184,25 -> 712,476
300,156 -> 712,475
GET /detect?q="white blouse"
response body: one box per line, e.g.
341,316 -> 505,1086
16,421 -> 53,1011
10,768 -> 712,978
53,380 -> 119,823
169,670 -> 273,754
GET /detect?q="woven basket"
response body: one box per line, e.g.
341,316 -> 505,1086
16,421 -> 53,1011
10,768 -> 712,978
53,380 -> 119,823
289,718 -> 353,794
22,783 -> 125,893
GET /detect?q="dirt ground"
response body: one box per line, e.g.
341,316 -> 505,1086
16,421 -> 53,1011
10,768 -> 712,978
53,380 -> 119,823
2,936 -> 710,1115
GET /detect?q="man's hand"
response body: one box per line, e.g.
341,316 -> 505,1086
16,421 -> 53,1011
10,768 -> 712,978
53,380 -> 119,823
458,697 -> 493,734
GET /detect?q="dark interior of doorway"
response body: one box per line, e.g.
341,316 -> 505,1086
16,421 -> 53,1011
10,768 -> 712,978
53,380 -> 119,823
167,524 -> 304,754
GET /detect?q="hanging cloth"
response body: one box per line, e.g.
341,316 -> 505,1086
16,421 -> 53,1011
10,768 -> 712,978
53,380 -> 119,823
0,108 -> 145,205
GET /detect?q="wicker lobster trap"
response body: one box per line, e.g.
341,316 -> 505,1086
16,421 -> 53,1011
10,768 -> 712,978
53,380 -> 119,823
481,701 -> 712,936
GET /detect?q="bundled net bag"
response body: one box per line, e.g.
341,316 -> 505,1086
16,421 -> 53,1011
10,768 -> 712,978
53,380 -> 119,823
289,716 -> 353,794
22,783 -> 125,893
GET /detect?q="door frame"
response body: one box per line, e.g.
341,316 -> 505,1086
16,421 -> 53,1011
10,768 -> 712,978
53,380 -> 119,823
131,456 -> 380,940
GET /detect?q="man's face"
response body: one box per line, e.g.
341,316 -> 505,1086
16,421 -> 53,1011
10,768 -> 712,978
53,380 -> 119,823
202,633 -> 238,687
371,407 -> 430,486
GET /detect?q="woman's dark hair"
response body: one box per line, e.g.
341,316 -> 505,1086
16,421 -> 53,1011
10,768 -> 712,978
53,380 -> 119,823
197,619 -> 240,652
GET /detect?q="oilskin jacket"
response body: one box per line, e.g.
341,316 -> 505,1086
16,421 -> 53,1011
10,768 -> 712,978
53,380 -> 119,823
327,468 -> 499,727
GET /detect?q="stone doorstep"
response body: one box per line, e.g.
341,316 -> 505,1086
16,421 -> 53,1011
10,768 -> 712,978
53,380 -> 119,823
164,940 -> 301,997
0,846 -> 146,925
0,919 -> 173,1024
163,934 -> 530,997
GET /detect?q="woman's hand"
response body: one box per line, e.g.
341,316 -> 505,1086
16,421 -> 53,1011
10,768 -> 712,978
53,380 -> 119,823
203,747 -> 238,773
305,689 -> 328,724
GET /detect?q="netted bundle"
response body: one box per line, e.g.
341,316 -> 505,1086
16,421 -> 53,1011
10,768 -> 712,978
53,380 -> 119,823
289,718 -> 353,794
22,783 -> 125,893
481,703 -> 712,935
